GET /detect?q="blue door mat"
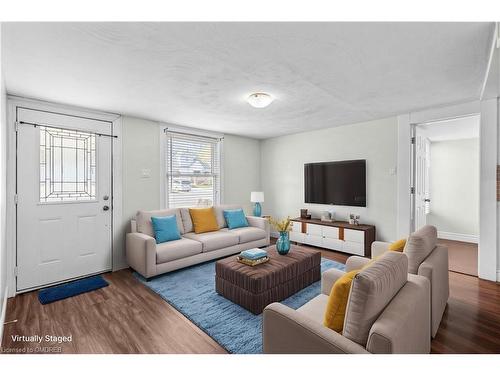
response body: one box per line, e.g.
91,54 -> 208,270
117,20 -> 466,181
38,275 -> 109,304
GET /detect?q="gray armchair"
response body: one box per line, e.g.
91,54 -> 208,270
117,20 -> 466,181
371,225 -> 449,338
263,252 -> 431,354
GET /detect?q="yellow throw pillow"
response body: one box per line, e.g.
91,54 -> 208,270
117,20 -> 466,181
389,238 -> 407,252
189,207 -> 219,234
323,270 -> 359,332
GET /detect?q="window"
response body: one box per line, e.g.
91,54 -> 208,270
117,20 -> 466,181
165,131 -> 222,208
39,126 -> 96,202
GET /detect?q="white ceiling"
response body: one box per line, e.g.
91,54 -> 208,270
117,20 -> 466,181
2,22 -> 494,139
419,115 -> 480,142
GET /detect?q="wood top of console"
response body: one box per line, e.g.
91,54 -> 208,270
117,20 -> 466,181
291,217 -> 375,231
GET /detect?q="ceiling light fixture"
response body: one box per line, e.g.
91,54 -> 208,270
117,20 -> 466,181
247,92 -> 274,108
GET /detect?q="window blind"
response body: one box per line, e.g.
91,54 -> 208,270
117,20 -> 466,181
165,131 -> 222,208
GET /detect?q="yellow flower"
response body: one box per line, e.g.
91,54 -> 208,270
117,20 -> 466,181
269,216 -> 291,232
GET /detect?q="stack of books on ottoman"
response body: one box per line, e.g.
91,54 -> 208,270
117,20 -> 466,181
237,248 -> 269,266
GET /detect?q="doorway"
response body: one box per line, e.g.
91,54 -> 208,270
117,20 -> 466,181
15,107 -> 114,291
411,115 -> 480,276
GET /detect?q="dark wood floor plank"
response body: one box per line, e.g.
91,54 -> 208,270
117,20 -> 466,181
438,239 -> 478,276
1,241 -> 499,354
1,270 -> 226,354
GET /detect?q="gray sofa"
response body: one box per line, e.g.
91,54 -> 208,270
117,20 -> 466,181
371,225 -> 449,338
263,252 -> 431,354
126,205 -> 270,279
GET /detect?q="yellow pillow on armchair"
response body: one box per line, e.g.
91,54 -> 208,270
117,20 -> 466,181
324,259 -> 376,333
323,270 -> 359,332
189,207 -> 219,234
389,238 -> 407,252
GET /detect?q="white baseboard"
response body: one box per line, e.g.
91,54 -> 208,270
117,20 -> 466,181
0,286 -> 8,347
438,231 -> 479,244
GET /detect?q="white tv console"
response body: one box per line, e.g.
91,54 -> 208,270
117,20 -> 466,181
289,218 -> 376,257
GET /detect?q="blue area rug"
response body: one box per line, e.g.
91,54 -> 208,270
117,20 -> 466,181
38,275 -> 109,304
135,257 -> 345,354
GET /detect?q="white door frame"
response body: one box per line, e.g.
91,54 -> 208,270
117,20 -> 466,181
6,96 -> 123,297
409,123 -> 432,233
397,100 -> 498,281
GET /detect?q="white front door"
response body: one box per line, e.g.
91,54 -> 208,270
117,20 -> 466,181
414,127 -> 431,231
16,108 -> 113,291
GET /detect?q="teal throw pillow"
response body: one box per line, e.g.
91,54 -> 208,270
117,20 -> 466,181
151,215 -> 181,244
223,209 -> 249,230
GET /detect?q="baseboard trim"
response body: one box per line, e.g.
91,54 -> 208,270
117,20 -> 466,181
0,286 -> 9,347
497,270 -> 500,283
438,231 -> 479,244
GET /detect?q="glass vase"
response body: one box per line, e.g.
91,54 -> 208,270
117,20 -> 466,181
253,202 -> 262,217
276,231 -> 291,255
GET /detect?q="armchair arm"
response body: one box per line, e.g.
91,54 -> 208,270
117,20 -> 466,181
367,274 -> 430,354
345,256 -> 371,272
418,245 -> 449,338
125,232 -> 157,278
371,241 -> 391,258
246,216 -> 270,243
263,303 -> 369,354
321,268 -> 346,295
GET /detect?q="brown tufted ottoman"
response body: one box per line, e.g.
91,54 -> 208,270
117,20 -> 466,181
215,245 -> 321,314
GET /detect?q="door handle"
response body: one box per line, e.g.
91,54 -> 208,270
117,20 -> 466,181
103,205 -> 110,211
424,199 -> 431,202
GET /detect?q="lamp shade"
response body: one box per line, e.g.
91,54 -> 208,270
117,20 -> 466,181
250,191 -> 264,203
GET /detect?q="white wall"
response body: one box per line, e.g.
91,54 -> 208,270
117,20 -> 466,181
261,117 -> 398,241
427,139 -> 479,236
223,134 -> 261,214
0,23 -> 8,335
495,28 -> 500,281
116,116 -> 161,269
483,24 -> 500,280
120,116 -> 261,242
122,116 -> 161,230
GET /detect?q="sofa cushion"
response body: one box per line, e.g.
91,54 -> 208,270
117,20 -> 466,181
297,294 -> 329,324
183,230 -> 239,252
156,237 -> 202,264
403,225 -> 437,274
213,204 -> 243,229
137,208 -> 184,237
343,251 -> 408,347
224,227 -> 267,243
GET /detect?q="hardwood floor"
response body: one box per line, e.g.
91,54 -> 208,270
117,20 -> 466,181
431,271 -> 500,353
438,238 -> 478,277
1,244 -> 499,354
1,270 -> 226,354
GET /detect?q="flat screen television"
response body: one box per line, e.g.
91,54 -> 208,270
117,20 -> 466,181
304,160 -> 366,207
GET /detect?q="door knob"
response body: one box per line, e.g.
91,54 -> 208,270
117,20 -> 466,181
424,199 -> 431,202
103,205 -> 110,211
